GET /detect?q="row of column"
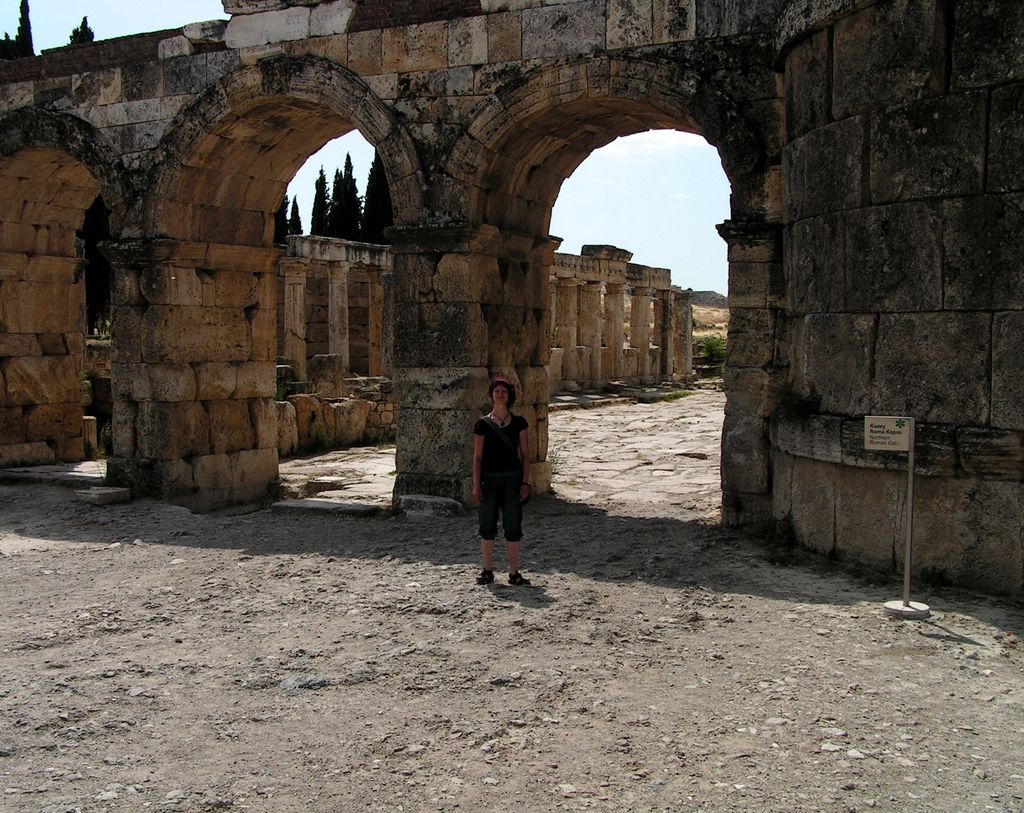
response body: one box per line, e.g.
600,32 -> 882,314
552,276 -> 692,386
279,256 -> 387,383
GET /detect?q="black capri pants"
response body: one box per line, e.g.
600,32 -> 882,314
478,469 -> 523,542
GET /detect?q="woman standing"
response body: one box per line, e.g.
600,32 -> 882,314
471,375 -> 531,586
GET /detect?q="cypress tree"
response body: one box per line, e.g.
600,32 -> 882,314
361,151 -> 393,244
15,0 -> 32,57
327,168 -> 344,238
273,194 -> 289,244
310,167 -> 329,236
69,16 -> 95,45
338,153 -> 362,240
288,197 -> 302,235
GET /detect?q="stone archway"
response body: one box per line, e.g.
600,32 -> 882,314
0,110 -> 128,467
389,54 -> 781,507
103,56 -> 424,509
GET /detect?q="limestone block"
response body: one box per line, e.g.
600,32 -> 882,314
944,194 -> 1024,309
0,281 -> 72,333
870,92 -> 986,203
231,447 -> 278,503
250,397 -> 278,450
223,0 -> 288,12
83,415 -> 98,457
38,333 -> 67,355
347,29 -> 382,75
990,82 -> 1024,192
76,486 -> 131,506
208,399 -> 255,454
832,0 -> 941,118
310,1 -> 354,37
71,67 -> 123,107
784,29 -> 829,140
720,413 -> 769,494
141,306 -> 252,364
517,364 -> 549,407
787,455 -> 837,556
106,456 -> 194,499
55,436 -> 84,463
25,403 -> 81,441
393,366 -> 490,411
159,36 -> 195,60
0,80 -> 32,111
0,406 -> 25,444
136,401 -> 209,460
772,414 -> 843,464
113,363 -> 197,402
653,0 -> 694,43
195,362 -> 238,401
111,306 -> 143,364
275,399 -> 299,459
992,312 -> 1024,430
725,308 -> 774,369
802,313 -> 875,416
958,427 -> 1024,480
235,361 -> 276,399
393,302 -> 487,368
3,356 -> 80,406
331,399 -> 371,446
723,367 -> 782,419
785,214 -> 845,314
397,493 -> 465,517
951,0 -> 1024,88
0,441 -> 54,466
782,116 -> 867,222
607,0 -> 653,49
309,355 -> 348,398
111,402 -> 136,457
381,22 -> 447,74
728,261 -> 783,310
183,20 -> 228,43
771,449 -> 793,518
250,308 -> 277,362
481,0 -> 577,10
487,12 -> 523,61
873,313 -> 990,425
449,16 -> 488,66
213,270 -> 259,308
834,464 -> 901,571
843,203 -> 942,311
913,477 -> 1024,595
225,6 -> 311,49
192,452 -> 233,507
522,1 -> 605,59
395,407 -> 479,477
0,334 -> 41,357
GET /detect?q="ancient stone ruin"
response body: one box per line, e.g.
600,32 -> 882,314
0,0 -> 1021,593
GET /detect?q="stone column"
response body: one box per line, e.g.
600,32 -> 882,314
365,266 -> 384,376
716,220 -> 785,526
630,285 -> 652,383
281,258 -> 308,381
327,260 -> 350,372
554,275 -> 580,383
0,253 -> 86,465
102,239 -> 281,511
389,223 -> 552,504
672,289 -> 694,383
604,282 -> 625,379
657,288 -> 674,380
577,281 -> 604,386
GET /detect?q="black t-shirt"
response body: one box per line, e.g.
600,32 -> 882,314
474,414 -> 528,473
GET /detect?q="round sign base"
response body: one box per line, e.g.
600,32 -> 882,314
884,600 -> 930,619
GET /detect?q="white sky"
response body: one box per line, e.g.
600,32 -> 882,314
5,0 -> 731,294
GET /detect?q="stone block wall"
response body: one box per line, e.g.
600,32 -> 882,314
776,0 -> 1024,593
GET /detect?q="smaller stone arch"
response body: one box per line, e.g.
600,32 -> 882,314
0,109 -> 127,467
143,55 -> 425,245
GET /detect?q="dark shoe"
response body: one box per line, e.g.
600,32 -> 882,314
508,571 -> 531,586
476,569 -> 494,585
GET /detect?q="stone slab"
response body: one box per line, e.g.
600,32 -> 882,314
396,494 -> 465,517
271,498 -> 380,516
75,487 -> 132,505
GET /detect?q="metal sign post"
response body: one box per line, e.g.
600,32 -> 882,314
864,416 -> 930,620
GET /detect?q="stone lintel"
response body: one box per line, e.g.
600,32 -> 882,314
102,238 -> 284,275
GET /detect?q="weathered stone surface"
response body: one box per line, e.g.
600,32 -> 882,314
330,399 -> 371,446
393,366 -> 490,411
449,16 -> 488,66
225,6 -> 311,49
784,29 -> 829,141
839,419 -> 957,477
772,414 -> 842,463
25,403 -> 81,442
141,306 -> 252,364
522,0 -> 605,59
992,312 -> 1024,431
381,22 -> 447,73
276,400 -> 298,457
396,407 -> 478,477
231,447 -> 279,503
723,367 -> 782,418
234,361 -> 276,398
870,93 -> 986,203
843,203 -> 942,312
801,313 -> 874,416
944,195 -> 1024,309
606,0 -> 653,49
397,493 -> 465,517
834,464 -> 900,571
136,401 -> 209,459
913,477 -> 1024,594
0,440 -> 54,466
873,313 -> 990,425
783,116 -> 867,222
652,0 -> 694,43
486,11 -> 522,61
787,455 -> 837,555
989,82 -> 1024,192
208,399 -> 255,454
393,302 -> 487,367
720,413 -> 769,494
0,333 -> 42,357
958,427 -> 1024,481
832,0 -> 941,118
2,356 -> 80,406
310,1 -> 356,37
952,0 -> 1024,89
0,281 -> 74,333
0,406 -> 24,443
783,217 -> 845,313
250,397 -> 278,449
106,456 -> 194,499
113,363 -> 197,402
725,308 -> 774,368
195,362 -> 239,400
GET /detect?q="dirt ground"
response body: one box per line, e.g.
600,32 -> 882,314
1,392 -> 1023,813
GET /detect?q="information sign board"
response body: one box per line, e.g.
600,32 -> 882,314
864,416 -> 912,452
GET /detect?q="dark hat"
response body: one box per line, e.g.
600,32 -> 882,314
488,375 -> 516,407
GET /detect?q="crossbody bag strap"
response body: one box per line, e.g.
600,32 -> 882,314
481,416 -> 519,455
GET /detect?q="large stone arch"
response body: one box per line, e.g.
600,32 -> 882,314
0,109 -> 128,467
390,53 -> 780,506
103,56 -> 426,510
